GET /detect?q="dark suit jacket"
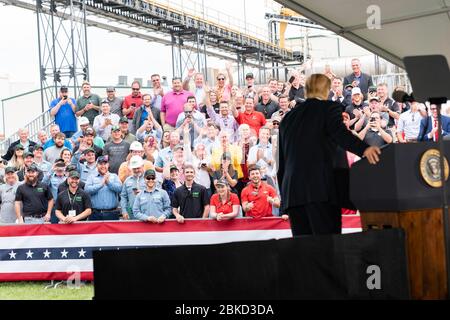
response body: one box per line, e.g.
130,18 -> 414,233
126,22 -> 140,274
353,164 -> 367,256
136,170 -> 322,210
417,115 -> 450,141
343,72 -> 373,98
1,139 -> 37,161
277,99 -> 369,211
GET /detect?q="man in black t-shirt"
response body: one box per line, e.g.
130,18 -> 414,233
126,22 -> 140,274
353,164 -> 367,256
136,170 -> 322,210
15,164 -> 53,224
171,164 -> 210,223
55,171 -> 92,224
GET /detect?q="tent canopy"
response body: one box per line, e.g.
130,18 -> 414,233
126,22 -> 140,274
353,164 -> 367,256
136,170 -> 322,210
277,0 -> 450,68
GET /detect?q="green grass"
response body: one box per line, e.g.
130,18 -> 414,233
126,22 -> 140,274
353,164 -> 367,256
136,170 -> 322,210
0,282 -> 94,300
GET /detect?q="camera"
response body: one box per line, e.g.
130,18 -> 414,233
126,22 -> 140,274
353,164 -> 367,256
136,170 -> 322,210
370,117 -> 376,122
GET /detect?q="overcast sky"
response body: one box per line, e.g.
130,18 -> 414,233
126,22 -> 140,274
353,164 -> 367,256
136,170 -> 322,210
0,0 -> 284,90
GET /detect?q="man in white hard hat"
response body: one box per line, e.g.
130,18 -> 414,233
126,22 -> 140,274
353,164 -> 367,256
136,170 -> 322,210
117,141 -> 155,183
120,155 -> 146,220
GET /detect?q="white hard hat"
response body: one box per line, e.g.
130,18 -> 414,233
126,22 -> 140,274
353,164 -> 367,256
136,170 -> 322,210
130,141 -> 144,151
129,155 -> 144,169
79,117 -> 90,126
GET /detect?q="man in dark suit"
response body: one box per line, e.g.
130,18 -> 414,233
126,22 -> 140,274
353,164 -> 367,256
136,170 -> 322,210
417,105 -> 450,141
343,58 -> 373,99
278,74 -> 380,236
1,128 -> 37,162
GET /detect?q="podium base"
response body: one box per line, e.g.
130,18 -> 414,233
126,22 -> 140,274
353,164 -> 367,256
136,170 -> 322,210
361,209 -> 448,299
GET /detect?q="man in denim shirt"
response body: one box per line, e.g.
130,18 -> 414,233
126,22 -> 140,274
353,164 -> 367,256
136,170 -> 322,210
133,169 -> 171,223
72,148 -> 98,183
85,155 -> 123,220
120,156 -> 146,220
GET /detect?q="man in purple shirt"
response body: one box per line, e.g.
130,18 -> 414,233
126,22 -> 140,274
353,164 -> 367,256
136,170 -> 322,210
160,77 -> 193,132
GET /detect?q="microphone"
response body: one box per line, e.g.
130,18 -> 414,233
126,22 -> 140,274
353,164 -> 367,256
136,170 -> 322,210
392,90 -> 416,103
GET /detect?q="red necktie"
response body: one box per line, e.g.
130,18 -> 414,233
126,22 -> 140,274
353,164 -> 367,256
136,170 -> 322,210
434,119 -> 439,141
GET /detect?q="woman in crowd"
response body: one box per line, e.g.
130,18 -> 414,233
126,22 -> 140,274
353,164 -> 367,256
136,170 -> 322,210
202,90 -> 220,118
209,178 -> 240,221
60,148 -> 73,166
0,167 -> 21,223
8,144 -> 25,172
211,151 -> 238,193
160,130 -> 171,149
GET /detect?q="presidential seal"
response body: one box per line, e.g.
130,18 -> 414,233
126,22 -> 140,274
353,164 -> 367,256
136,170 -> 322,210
420,149 -> 449,187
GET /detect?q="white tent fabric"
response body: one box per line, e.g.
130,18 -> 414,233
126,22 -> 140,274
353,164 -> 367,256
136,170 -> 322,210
277,0 -> 450,68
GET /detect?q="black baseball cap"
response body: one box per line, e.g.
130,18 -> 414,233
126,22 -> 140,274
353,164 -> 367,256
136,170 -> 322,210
245,73 -> 254,79
33,144 -> 44,151
60,86 -> 68,92
68,171 -> 80,178
82,148 -> 96,155
144,169 -> 156,177
97,155 -> 109,163
27,164 -> 39,172
24,152 -> 34,158
5,167 -> 16,174
169,165 -> 179,172
65,164 -> 77,172
119,117 -> 129,124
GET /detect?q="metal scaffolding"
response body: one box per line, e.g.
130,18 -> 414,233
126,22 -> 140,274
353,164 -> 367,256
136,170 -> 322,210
36,0 -> 89,112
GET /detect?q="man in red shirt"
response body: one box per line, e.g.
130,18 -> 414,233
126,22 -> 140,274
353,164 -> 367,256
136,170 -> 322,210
122,80 -> 143,132
232,96 -> 266,136
241,165 -> 281,219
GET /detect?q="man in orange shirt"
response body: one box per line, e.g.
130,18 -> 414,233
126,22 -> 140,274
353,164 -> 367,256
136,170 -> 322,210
231,96 -> 266,136
241,165 -> 283,219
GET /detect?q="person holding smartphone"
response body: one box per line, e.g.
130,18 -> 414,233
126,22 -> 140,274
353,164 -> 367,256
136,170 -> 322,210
122,80 -> 143,133
75,82 -> 101,125
50,86 -> 78,138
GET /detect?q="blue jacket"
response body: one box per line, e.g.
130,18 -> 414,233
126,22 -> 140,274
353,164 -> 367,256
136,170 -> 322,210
418,115 -> 450,141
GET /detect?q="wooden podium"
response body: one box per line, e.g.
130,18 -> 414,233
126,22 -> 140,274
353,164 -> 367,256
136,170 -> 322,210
350,142 -> 450,300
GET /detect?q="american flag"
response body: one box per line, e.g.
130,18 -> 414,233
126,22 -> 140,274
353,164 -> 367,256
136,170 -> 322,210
0,216 -> 361,281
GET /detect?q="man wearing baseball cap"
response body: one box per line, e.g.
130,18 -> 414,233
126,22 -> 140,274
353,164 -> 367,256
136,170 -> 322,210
133,168 -> 171,223
32,143 -> 52,178
55,170 -> 92,224
344,86 -> 367,126
105,86 -> 123,117
17,151 -> 44,182
118,116 -> 136,144
71,116 -> 91,146
50,86 -> 78,138
85,155 -> 123,220
120,155 -> 147,220
117,141 -> 154,183
102,125 -> 131,174
15,164 -> 54,224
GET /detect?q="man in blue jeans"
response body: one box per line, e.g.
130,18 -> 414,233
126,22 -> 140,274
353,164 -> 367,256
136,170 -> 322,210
85,155 -> 123,221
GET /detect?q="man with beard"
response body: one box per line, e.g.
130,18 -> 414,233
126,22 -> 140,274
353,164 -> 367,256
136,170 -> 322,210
55,171 -> 92,224
43,133 -> 67,164
15,164 -> 53,224
17,151 -> 44,182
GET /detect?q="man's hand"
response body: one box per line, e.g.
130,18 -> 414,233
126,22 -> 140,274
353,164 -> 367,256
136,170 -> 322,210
64,216 -> 76,224
363,106 -> 371,117
176,215 -> 185,224
246,202 -> 254,211
147,216 -> 158,223
363,146 -> 381,164
103,173 -> 110,185
281,214 -> 289,221
17,216 -> 24,224
157,215 -> 166,224
44,213 -> 51,222
122,212 -> 129,220
353,109 -> 362,119
188,68 -> 196,78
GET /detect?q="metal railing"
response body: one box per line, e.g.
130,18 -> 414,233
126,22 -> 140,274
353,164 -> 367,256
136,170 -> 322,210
372,72 -> 412,94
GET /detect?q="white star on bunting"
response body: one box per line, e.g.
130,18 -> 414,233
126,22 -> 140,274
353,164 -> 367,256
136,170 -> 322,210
26,250 -> 34,259
8,251 -> 16,260
78,249 -> 86,258
61,249 -> 68,258
43,249 -> 51,258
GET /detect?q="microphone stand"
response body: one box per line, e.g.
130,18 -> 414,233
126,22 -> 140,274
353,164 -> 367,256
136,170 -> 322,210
433,98 -> 450,299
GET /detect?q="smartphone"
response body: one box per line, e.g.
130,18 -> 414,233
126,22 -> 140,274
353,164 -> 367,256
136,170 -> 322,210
288,76 -> 296,84
63,95 -> 68,99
